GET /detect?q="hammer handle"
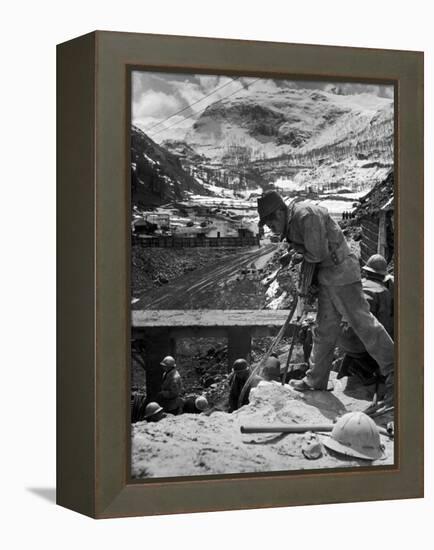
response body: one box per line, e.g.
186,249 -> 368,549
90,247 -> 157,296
241,424 -> 393,438
241,424 -> 332,434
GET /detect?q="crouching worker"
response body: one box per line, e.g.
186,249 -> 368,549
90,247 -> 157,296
337,254 -> 394,388
143,402 -> 166,423
182,394 -> 209,414
157,355 -> 183,415
228,358 -> 261,412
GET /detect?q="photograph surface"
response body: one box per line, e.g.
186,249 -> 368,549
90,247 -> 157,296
129,70 -> 395,479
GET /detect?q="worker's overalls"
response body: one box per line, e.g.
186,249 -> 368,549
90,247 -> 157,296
285,202 -> 394,390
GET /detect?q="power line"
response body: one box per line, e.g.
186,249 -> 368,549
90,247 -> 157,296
143,77 -> 240,133
148,78 -> 261,139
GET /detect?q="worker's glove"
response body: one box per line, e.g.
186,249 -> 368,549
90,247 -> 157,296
279,251 -> 303,268
291,253 -> 304,266
279,251 -> 293,267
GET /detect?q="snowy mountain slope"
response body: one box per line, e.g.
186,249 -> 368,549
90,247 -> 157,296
183,88 -> 393,161
131,125 -> 211,206
160,139 -> 208,163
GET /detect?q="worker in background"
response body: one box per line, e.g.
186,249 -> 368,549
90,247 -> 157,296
131,393 -> 146,423
228,358 -> 261,412
157,355 -> 183,415
182,394 -> 209,414
338,254 -> 394,384
257,190 -> 394,411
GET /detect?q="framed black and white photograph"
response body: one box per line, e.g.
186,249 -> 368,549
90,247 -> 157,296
129,70 -> 396,478
57,31 -> 423,518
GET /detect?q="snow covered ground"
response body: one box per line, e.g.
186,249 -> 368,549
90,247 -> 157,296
294,159 -> 392,190
323,190 -> 369,200
132,378 -> 394,478
313,198 -> 356,216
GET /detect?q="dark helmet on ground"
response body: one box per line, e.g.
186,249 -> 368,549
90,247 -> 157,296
143,402 -> 163,419
194,395 -> 209,411
322,411 -> 385,460
257,190 -> 286,225
362,254 -> 387,277
232,358 -> 249,372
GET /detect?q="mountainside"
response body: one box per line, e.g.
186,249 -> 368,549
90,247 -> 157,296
131,125 -> 211,207
355,171 -> 394,217
160,139 -> 208,163
184,88 -> 393,162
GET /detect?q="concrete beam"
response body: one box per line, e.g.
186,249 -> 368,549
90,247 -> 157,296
132,309 -> 291,328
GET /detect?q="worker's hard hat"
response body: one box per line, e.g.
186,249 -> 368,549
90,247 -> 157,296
232,358 -> 249,372
194,395 -> 209,411
265,356 -> 280,369
160,355 -> 176,368
263,356 -> 281,380
143,402 -> 163,419
322,412 -> 386,460
362,254 -> 388,277
257,191 -> 286,224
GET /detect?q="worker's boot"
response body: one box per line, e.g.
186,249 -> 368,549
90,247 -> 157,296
286,362 -> 309,382
291,377 -> 334,392
290,378 -> 315,392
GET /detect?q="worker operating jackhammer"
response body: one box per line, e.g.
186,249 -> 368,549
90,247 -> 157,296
257,190 -> 394,413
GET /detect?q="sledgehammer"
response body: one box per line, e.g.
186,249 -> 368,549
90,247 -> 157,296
240,423 -> 394,438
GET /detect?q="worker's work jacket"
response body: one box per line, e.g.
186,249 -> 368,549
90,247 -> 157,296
228,371 -> 261,412
363,278 -> 394,337
158,367 -> 183,412
284,202 -> 361,286
340,277 -> 394,354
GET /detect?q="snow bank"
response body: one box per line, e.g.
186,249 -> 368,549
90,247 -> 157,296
131,378 -> 394,478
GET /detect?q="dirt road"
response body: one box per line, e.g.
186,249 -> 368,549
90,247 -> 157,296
133,243 -> 277,310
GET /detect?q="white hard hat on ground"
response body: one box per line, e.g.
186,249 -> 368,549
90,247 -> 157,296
322,411 -> 386,460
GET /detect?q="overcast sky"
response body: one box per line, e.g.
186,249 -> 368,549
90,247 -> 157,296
132,71 -> 394,142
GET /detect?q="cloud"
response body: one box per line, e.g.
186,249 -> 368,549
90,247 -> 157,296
132,90 -> 182,125
175,80 -> 208,112
197,75 -> 223,93
134,114 -> 193,141
162,76 -> 245,120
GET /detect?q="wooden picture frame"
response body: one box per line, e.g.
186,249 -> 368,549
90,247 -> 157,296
57,31 -> 423,518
